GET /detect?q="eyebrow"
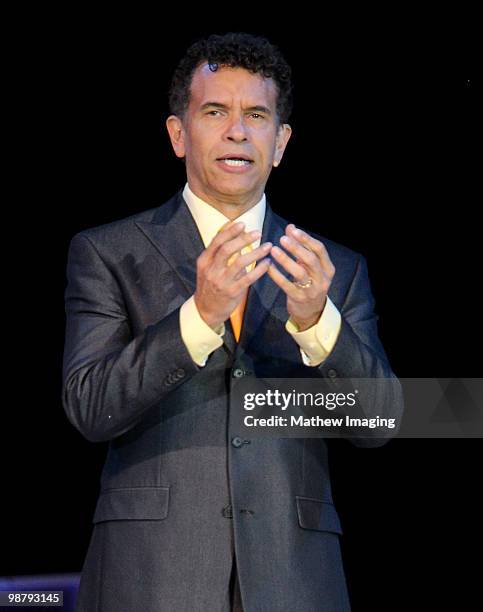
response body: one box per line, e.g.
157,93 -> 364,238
200,102 -> 272,115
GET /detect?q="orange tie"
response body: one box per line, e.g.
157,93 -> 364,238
229,243 -> 255,341
217,223 -> 256,342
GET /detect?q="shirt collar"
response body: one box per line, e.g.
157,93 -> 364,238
182,183 -> 266,249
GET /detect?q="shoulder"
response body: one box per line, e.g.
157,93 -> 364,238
68,192 -> 180,250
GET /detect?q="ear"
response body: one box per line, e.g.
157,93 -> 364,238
272,123 -> 292,167
166,115 -> 186,158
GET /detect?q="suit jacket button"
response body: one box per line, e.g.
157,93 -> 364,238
222,504 -> 233,519
176,368 -> 185,378
233,368 -> 245,378
231,436 -> 243,448
327,368 -> 338,378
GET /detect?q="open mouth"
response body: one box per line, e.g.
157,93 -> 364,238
216,157 -> 254,167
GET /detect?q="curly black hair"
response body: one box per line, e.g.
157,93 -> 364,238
169,32 -> 293,124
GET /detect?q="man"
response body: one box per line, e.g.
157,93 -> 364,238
63,32 -> 402,611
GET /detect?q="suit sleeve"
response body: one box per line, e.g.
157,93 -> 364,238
314,255 -> 404,447
62,233 -> 200,443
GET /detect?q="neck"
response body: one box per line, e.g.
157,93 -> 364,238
188,183 -> 263,220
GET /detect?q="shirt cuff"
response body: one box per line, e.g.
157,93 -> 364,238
180,296 -> 225,367
285,296 -> 342,367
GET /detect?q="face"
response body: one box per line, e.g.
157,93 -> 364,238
166,63 -> 292,213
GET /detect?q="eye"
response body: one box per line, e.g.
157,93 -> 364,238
250,113 -> 263,119
207,110 -> 222,116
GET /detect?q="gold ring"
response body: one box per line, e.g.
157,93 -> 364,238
294,277 -> 313,289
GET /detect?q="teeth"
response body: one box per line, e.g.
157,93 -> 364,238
221,159 -> 251,166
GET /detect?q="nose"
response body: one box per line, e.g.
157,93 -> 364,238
224,114 -> 248,143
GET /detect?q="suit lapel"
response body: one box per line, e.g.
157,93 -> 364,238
135,192 -> 203,297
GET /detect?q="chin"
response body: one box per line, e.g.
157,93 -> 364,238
215,179 -> 258,197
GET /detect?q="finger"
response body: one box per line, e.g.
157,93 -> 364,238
214,230 -> 262,268
270,245 -> 309,282
205,221 -> 246,261
233,257 -> 271,291
227,231 -> 263,264
286,225 -> 334,274
231,242 -> 272,278
266,261 -> 302,299
278,235 -> 320,274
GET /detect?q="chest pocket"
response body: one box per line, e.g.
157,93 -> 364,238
296,495 -> 343,535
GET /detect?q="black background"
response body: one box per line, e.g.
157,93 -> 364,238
3,10 -> 481,611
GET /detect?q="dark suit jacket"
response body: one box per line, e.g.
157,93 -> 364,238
62,190 -> 403,611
